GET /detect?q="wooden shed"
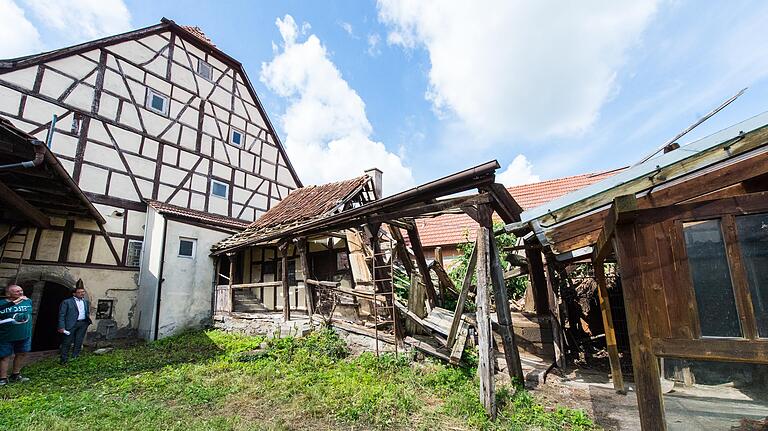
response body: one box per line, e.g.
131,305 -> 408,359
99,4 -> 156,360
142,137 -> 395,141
516,112 -> 768,430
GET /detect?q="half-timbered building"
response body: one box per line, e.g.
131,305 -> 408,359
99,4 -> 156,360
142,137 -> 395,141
0,18 -> 301,343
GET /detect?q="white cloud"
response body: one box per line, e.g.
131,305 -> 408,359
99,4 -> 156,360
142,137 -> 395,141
367,33 -> 381,56
496,155 -> 540,186
23,0 -> 131,42
377,0 -> 658,141
340,21 -> 354,37
261,15 -> 415,195
0,0 -> 43,58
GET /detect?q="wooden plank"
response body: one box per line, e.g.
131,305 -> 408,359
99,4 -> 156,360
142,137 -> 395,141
721,214 -> 758,340
489,182 -> 523,223
594,261 -> 626,393
489,234 -> 524,381
406,227 -> 438,307
345,229 -> 372,285
525,245 -> 550,316
636,222 -> 671,339
651,338 -> 768,364
430,260 -> 459,295
475,222 -> 496,419
406,272 -> 427,335
544,258 -> 565,368
450,322 -> 469,365
388,225 -> 415,276
447,240 -> 477,347
296,238 -> 315,317
615,223 -> 667,431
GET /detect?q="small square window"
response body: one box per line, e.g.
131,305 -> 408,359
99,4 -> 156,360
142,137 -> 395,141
211,180 -> 228,198
146,89 -> 169,115
96,299 -> 114,320
231,129 -> 244,147
196,59 -> 213,81
127,240 -> 143,267
178,238 -> 196,258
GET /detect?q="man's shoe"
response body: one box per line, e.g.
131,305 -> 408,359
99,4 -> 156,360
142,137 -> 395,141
0,378 -> 7,386
59,359 -> 67,366
9,374 -> 29,383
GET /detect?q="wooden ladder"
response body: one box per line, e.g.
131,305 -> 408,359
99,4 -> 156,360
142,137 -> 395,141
0,226 -> 29,287
371,236 -> 398,358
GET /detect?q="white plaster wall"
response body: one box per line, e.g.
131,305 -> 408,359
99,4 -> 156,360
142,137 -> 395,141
156,220 -> 230,338
136,207 -> 166,340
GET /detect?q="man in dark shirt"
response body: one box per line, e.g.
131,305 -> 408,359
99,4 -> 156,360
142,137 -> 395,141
0,284 -> 33,386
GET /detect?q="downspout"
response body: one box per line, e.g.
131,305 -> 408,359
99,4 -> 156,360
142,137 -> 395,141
153,216 -> 169,341
0,115 -> 56,172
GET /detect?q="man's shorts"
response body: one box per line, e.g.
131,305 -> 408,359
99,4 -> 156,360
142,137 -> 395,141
0,338 -> 32,358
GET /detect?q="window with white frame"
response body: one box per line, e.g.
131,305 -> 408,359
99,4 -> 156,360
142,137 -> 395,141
146,88 -> 169,115
126,240 -> 143,267
178,237 -> 197,258
211,180 -> 228,198
230,128 -> 244,147
196,59 -> 213,81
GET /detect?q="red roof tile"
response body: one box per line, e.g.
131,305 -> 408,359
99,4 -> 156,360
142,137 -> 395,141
414,168 -> 625,247
146,199 -> 249,230
182,25 -> 215,47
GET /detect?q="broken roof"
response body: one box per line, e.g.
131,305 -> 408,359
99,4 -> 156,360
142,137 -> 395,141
212,175 -> 374,252
413,168 -> 625,248
145,199 -> 249,231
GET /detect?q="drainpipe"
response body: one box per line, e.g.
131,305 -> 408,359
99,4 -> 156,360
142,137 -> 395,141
0,115 -> 56,172
152,216 -> 169,341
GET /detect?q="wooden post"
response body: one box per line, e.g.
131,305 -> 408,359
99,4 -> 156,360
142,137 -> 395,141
406,273 -> 426,335
614,225 -> 666,430
280,243 -> 290,322
434,247 -> 446,300
388,225 -> 415,277
544,258 -> 566,369
227,252 -> 235,313
297,238 -> 314,317
406,227 -> 438,308
594,260 -> 626,394
490,234 -> 524,381
447,240 -> 477,347
525,245 -> 550,316
475,208 -> 496,419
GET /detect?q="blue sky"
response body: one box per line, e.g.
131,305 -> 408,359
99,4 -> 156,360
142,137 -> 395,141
3,1 -> 768,194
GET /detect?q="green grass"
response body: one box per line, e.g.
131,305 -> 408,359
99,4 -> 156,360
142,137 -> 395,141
0,329 -> 596,430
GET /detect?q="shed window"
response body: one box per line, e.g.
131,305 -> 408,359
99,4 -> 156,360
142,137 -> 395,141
126,240 -> 142,267
211,180 -> 228,198
146,89 -> 169,115
231,129 -> 244,146
178,238 -> 196,258
683,220 -> 742,337
196,59 -> 213,81
736,213 -> 768,338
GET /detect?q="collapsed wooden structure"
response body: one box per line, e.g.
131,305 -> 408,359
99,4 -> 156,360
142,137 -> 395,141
513,112 -> 768,429
211,160 -> 527,417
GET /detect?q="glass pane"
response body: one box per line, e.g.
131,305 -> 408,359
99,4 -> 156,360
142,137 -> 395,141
662,359 -> 768,430
151,94 -> 165,111
736,213 -> 768,337
212,182 -> 227,197
232,131 -> 242,145
179,240 -> 194,257
683,220 -> 741,337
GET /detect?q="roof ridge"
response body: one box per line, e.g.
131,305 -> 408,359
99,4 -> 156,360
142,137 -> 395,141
507,166 -> 627,189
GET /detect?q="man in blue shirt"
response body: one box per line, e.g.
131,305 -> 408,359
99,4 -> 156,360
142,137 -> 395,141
0,284 -> 33,386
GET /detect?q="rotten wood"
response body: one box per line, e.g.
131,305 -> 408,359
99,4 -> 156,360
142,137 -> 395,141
594,261 -> 626,394
489,234 -> 524,381
406,227 -> 438,308
447,239 -> 478,347
475,215 -> 496,419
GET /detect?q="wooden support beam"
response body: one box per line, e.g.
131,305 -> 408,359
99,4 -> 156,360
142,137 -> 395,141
489,234 -> 524,381
388,225 -> 415,276
227,253 -> 235,313
406,227 -> 438,308
592,194 -> 638,263
544,258 -> 566,369
0,180 -> 51,228
594,261 -> 626,394
429,260 -> 459,295
615,223 -> 666,430
475,220 -> 496,419
447,239 -> 477,347
280,242 -> 290,322
525,244 -> 550,317
296,238 -> 314,317
488,182 -> 523,223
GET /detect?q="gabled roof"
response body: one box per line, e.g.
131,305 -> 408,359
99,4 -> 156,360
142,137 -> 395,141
145,199 -> 249,231
212,175 -> 373,251
0,17 -> 302,189
413,168 -> 625,248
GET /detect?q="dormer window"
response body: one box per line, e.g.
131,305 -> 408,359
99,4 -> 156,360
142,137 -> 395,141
146,88 -> 169,116
196,59 -> 213,81
230,128 -> 244,147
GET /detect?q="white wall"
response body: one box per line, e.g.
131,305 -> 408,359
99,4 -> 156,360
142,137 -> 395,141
136,206 -> 166,340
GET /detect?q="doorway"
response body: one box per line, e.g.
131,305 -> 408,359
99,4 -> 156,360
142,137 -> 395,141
31,282 -> 70,351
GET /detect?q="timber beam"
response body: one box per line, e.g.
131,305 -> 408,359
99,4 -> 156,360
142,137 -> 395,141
0,180 -> 51,228
592,194 -> 637,263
